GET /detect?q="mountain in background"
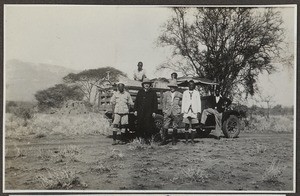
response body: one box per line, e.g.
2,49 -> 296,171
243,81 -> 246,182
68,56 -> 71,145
5,59 -> 77,102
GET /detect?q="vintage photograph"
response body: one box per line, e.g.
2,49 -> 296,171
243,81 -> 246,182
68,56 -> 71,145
3,5 -> 296,193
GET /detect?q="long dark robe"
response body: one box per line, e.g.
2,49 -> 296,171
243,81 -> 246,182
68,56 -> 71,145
134,88 -> 158,138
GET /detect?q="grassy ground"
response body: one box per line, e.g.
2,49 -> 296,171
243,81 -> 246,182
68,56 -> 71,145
243,115 -> 294,133
4,113 -> 294,191
5,112 -> 111,139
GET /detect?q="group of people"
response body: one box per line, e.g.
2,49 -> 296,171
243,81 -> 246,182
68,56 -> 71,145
110,76 -> 158,145
110,62 -> 231,145
160,79 -> 231,145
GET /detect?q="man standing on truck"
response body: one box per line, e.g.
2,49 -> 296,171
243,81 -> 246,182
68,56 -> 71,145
160,80 -> 182,145
181,80 -> 201,145
200,86 -> 232,140
110,82 -> 134,145
134,78 -> 158,144
171,72 -> 178,80
133,61 -> 147,81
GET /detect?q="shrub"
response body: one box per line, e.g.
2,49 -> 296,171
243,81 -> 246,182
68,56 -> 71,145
5,114 -> 34,139
255,143 -> 267,154
35,84 -> 84,111
171,166 -> 208,183
5,101 -> 17,113
57,145 -> 80,162
128,138 -> 146,151
127,138 -> 159,151
245,115 -> 293,133
12,106 -> 34,126
37,149 -> 52,161
90,163 -> 111,174
36,168 -> 87,189
262,159 -> 286,182
6,101 -> 36,126
108,148 -> 124,160
232,104 -> 248,118
181,167 -> 208,182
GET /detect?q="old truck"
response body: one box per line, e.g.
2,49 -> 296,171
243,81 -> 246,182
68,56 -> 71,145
98,77 -> 241,140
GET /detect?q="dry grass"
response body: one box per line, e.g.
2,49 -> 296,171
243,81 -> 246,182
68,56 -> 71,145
5,114 -> 35,139
186,156 -> 206,164
181,167 -> 209,182
37,149 -> 52,161
58,145 -> 80,156
108,148 -> 124,160
5,112 -> 112,139
5,143 -> 25,158
56,145 -> 81,162
36,145 -> 81,163
171,166 -> 208,183
90,162 -> 111,174
36,168 -> 87,189
14,145 -> 25,158
254,143 -> 267,154
128,138 -> 146,151
35,132 -> 47,138
245,115 -> 293,133
262,159 -> 286,183
127,138 -> 159,151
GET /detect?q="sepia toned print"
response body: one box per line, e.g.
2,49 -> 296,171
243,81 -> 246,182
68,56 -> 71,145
3,5 -> 295,193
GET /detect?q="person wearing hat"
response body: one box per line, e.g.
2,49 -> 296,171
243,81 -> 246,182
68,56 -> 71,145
133,61 -> 147,81
200,86 -> 232,140
110,82 -> 134,145
134,78 -> 158,144
181,80 -> 201,145
160,80 -> 182,145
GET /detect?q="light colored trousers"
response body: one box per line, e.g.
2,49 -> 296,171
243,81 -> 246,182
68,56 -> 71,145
201,108 -> 222,137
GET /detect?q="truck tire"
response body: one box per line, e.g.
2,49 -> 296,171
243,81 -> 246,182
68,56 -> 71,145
222,115 -> 240,138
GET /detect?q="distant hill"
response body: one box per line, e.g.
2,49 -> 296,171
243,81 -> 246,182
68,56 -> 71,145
5,59 -> 77,102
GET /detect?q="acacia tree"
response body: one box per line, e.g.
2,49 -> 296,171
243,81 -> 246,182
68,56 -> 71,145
63,67 -> 127,103
35,84 -> 84,110
158,7 -> 284,98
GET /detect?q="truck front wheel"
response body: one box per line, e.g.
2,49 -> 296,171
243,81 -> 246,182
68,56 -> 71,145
222,115 -> 240,138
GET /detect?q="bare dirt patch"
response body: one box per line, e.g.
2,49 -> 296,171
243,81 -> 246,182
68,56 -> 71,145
5,132 -> 293,191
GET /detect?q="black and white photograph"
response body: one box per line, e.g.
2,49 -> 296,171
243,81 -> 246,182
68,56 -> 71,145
3,4 -> 296,194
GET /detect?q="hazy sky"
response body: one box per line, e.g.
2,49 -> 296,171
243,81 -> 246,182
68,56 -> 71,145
4,5 -> 296,106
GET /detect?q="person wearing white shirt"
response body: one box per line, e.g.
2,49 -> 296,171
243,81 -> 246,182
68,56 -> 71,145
181,80 -> 201,145
110,83 -> 134,145
133,62 -> 147,81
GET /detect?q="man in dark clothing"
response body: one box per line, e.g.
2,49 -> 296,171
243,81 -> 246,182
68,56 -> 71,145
134,78 -> 158,144
200,87 -> 232,140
